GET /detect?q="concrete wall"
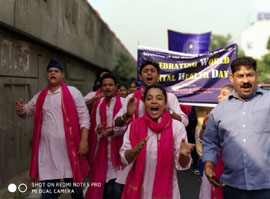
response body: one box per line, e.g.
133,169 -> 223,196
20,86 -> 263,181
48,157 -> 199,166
0,0 -> 135,69
0,0 -> 136,187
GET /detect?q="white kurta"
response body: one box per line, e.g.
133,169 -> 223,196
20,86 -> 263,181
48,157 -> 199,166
95,96 -> 126,182
84,91 -> 97,102
24,86 -> 90,181
120,119 -> 191,199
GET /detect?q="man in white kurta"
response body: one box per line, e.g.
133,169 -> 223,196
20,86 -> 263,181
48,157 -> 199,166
24,86 -> 90,181
95,96 -> 126,183
85,73 -> 127,199
15,58 -> 90,199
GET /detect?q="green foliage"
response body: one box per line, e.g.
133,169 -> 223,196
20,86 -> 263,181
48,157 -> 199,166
238,48 -> 245,58
210,33 -> 245,57
257,53 -> 270,83
112,53 -> 137,84
256,36 -> 270,83
267,36 -> 270,51
210,34 -> 233,50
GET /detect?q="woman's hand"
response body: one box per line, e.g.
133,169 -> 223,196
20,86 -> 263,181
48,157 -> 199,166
179,139 -> 195,167
133,136 -> 149,155
125,136 -> 149,164
180,139 -> 195,156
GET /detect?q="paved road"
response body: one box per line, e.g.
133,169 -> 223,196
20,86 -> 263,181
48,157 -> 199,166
178,168 -> 201,199
0,168 -> 201,199
59,168 -> 202,199
48,169 -> 203,199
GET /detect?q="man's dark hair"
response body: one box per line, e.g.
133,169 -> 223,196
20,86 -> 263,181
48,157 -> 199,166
93,79 -> 100,91
100,73 -> 117,86
230,57 -> 257,74
139,60 -> 160,74
143,84 -> 167,102
96,68 -> 110,79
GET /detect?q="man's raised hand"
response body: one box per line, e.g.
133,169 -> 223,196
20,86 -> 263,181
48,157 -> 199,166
15,98 -> 26,118
127,97 -> 137,117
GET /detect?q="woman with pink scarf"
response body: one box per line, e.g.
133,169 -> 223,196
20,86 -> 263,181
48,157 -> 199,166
120,84 -> 195,199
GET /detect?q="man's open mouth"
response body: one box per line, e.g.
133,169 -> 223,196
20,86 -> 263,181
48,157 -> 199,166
147,77 -> 153,81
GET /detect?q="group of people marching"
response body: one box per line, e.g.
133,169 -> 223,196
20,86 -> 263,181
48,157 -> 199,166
15,56 -> 270,199
15,58 -> 193,199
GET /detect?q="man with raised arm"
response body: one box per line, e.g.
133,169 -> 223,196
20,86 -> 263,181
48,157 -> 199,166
15,58 -> 89,199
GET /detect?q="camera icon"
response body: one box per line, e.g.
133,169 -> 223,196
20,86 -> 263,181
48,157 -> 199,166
8,183 -> 27,193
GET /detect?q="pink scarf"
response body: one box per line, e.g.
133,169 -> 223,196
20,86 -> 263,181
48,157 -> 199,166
130,87 -> 144,122
211,149 -> 224,199
88,89 -> 101,172
30,82 -> 88,183
122,111 -> 174,199
86,93 -> 123,199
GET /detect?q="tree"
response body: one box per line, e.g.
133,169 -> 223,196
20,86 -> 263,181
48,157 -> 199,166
210,34 -> 233,50
112,53 -> 137,84
210,33 -> 245,57
256,36 -> 270,83
257,53 -> 270,83
267,36 -> 270,51
237,48 -> 245,58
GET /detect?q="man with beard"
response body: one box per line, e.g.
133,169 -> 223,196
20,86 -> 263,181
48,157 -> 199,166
202,57 -> 270,199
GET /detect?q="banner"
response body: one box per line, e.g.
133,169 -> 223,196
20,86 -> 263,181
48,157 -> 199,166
137,44 -> 238,104
168,30 -> 211,54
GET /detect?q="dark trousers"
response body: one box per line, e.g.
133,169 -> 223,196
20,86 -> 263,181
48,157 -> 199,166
191,148 -> 199,170
198,159 -> 204,177
103,179 -> 124,199
41,178 -> 83,199
223,186 -> 270,199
